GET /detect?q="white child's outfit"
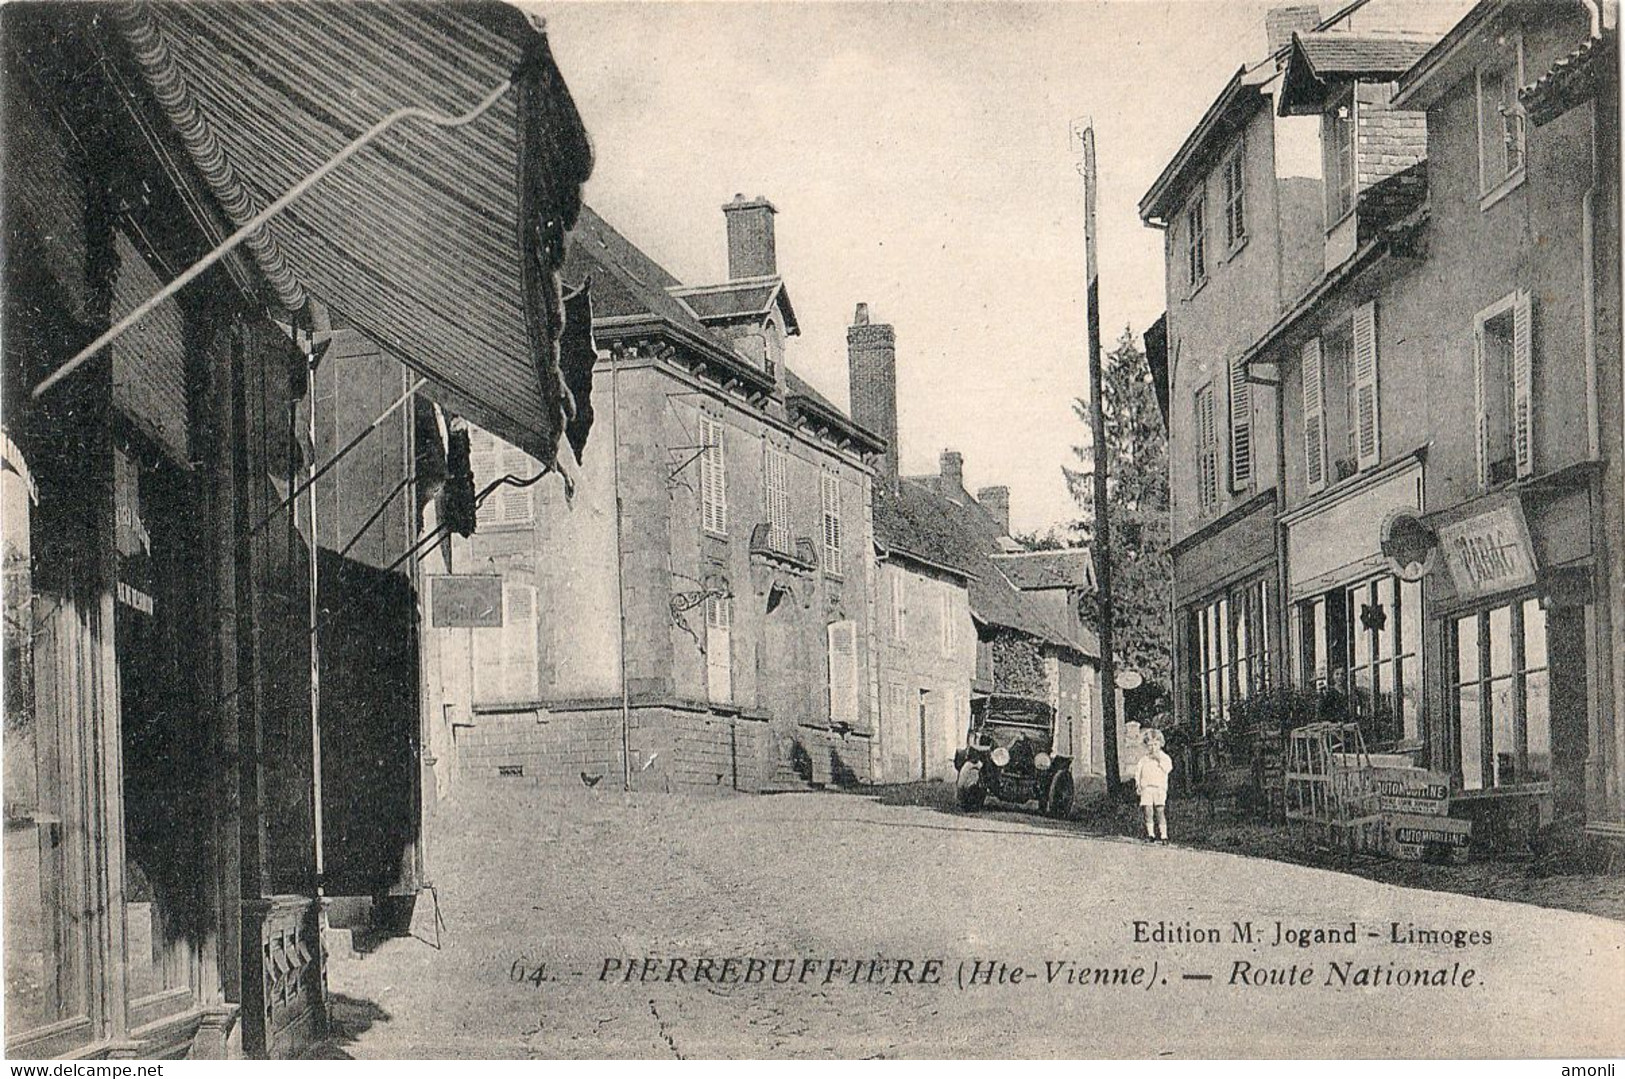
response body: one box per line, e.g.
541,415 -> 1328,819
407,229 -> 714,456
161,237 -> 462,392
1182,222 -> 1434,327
1134,748 -> 1173,807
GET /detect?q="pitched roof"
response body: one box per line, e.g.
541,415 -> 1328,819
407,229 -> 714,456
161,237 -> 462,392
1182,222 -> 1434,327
670,278 -> 800,334
1521,29 -> 1616,126
875,479 -> 1100,657
564,206 -> 696,330
1279,30 -> 1440,114
1139,66 -> 1269,224
1356,160 -> 1429,245
990,549 -> 1095,591
784,370 -> 887,454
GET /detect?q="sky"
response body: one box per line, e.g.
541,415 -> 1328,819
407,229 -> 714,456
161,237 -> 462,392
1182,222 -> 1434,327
540,1 -> 1436,535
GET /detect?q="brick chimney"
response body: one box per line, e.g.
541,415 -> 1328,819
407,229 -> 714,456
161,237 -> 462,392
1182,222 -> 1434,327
977,486 -> 1010,535
1266,5 -> 1322,53
723,194 -> 778,279
940,451 -> 964,495
847,303 -> 898,478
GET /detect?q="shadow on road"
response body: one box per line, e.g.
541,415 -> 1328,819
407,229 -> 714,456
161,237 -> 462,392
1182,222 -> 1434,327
303,993 -> 393,1059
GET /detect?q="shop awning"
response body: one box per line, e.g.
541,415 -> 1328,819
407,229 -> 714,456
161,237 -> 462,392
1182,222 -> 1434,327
113,1 -> 594,468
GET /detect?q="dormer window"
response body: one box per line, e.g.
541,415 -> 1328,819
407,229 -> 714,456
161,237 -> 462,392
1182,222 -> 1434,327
1325,92 -> 1356,226
1185,194 -> 1207,292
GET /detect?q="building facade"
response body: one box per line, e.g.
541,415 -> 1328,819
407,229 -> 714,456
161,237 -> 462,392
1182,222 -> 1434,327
426,203 -> 886,793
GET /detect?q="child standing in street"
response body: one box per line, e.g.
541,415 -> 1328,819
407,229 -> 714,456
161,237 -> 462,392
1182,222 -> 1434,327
1134,727 -> 1173,842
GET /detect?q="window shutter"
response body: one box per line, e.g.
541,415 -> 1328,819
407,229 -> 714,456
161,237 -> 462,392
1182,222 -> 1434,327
821,472 -> 842,569
500,447 -> 533,524
765,443 -> 789,549
1513,290 -> 1533,477
1228,358 -> 1252,491
473,616 -> 503,705
1352,301 -> 1380,470
1473,323 -> 1490,488
827,620 -> 859,728
1302,338 -> 1326,493
469,428 -> 498,527
503,584 -> 538,700
700,417 -> 727,535
706,595 -> 732,704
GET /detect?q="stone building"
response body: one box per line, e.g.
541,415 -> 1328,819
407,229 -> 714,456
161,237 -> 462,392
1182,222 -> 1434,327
426,201 -> 886,792
847,308 -> 1107,785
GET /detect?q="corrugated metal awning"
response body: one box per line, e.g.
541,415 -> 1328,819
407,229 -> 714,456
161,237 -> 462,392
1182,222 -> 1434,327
114,1 -> 593,468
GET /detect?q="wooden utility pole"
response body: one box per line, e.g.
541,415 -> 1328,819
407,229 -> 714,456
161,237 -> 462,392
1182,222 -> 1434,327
1075,120 -> 1121,795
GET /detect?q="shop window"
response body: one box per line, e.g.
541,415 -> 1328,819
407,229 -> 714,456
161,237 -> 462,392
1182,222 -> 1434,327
1452,597 -> 1549,790
1294,573 -> 1422,748
1187,577 -> 1271,736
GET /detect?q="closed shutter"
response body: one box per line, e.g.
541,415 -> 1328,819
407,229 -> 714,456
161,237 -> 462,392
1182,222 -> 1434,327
765,443 -> 789,550
1195,386 -> 1218,509
1352,301 -> 1380,470
1513,290 -> 1533,478
891,574 -> 907,641
499,446 -> 534,524
700,417 -> 727,535
1228,358 -> 1252,491
827,620 -> 859,728
1473,323 -> 1489,488
503,584 -> 538,701
1302,338 -> 1326,493
705,595 -> 732,704
821,472 -> 842,570
471,578 -> 503,705
940,592 -> 955,656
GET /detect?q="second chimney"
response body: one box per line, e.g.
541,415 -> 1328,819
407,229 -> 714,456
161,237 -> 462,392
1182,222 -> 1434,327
1265,5 -> 1322,54
723,194 -> 778,279
977,486 -> 1011,535
940,451 -> 964,495
847,303 -> 898,478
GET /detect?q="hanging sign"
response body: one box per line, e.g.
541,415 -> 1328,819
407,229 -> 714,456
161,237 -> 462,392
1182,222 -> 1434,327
1436,499 -> 1537,601
429,574 -> 503,628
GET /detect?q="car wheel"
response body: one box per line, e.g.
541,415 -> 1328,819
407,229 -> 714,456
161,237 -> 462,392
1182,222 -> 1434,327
956,766 -> 985,811
1045,770 -> 1075,819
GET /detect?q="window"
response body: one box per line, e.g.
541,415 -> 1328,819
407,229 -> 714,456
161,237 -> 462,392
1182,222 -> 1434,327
890,572 -> 908,642
1306,301 -> 1379,487
473,582 -> 539,705
1477,35 -> 1525,196
705,593 -> 733,704
469,428 -> 536,528
1187,578 -> 1271,736
1474,291 -> 1533,486
1222,142 -> 1246,252
1452,597 -> 1548,790
1195,384 -> 1219,511
699,415 -> 727,536
1185,195 -> 1207,290
763,442 -> 790,553
1325,93 -> 1356,225
939,592 -> 955,657
1228,359 -> 1251,491
827,620 -> 859,728
820,471 -> 842,573
1294,573 -> 1423,748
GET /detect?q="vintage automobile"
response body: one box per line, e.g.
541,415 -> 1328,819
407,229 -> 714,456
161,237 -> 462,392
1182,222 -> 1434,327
953,696 -> 1075,817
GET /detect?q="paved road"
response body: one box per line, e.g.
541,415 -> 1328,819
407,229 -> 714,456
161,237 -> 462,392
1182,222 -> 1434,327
323,786 -> 1625,1058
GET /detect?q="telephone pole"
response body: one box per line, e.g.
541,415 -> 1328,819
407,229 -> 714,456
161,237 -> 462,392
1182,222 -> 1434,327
1072,119 -> 1121,795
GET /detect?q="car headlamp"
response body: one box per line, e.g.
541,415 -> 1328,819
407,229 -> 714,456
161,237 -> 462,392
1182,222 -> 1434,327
990,746 -> 1011,767
1035,753 -> 1052,771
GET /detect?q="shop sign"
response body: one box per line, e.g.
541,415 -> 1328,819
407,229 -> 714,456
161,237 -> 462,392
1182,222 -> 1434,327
1384,813 -> 1472,864
1370,767 -> 1450,816
1436,501 -> 1537,601
429,574 -> 503,628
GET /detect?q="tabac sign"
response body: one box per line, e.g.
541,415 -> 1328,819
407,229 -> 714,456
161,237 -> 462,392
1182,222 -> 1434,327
429,575 -> 504,628
1436,498 -> 1537,601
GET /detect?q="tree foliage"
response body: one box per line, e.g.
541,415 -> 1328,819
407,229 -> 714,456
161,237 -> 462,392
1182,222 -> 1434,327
1063,326 -> 1173,719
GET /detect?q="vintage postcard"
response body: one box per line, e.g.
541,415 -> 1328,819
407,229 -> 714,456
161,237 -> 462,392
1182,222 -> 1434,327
1,0 -> 1622,1062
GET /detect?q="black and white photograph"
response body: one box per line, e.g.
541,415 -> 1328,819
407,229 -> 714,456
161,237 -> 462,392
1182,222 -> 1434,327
1,0 -> 1623,1062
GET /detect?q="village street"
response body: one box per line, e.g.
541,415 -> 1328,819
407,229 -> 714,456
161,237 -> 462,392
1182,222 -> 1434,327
322,786 -> 1625,1059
